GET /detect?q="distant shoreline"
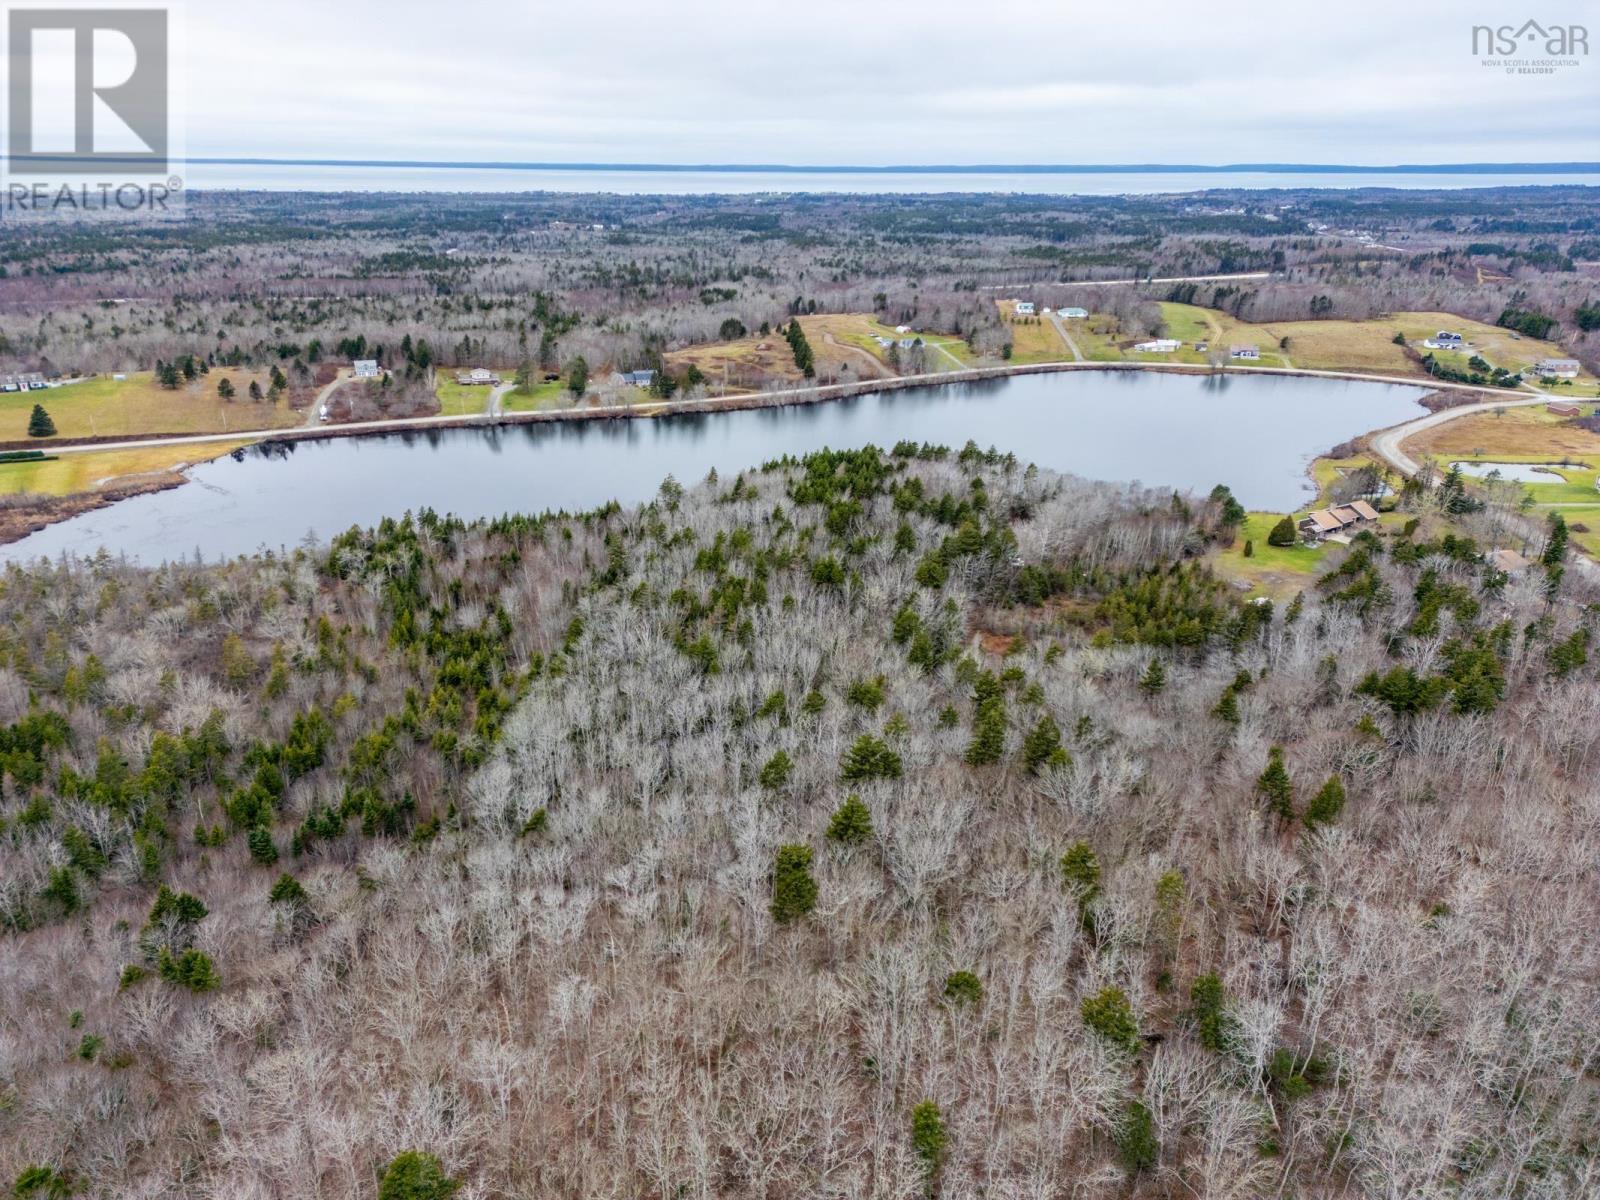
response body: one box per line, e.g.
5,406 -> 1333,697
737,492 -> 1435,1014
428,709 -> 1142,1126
25,155 -> 1600,176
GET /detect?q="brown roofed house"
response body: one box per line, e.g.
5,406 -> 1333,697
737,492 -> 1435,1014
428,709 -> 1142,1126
1300,509 -> 1346,536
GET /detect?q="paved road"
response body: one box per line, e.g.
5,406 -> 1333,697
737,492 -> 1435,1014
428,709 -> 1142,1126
1364,389 -> 1600,583
1366,392 -> 1554,478
982,270 -> 1272,291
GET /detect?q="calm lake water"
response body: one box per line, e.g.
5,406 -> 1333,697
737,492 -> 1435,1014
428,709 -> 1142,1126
5,371 -> 1427,566
1448,461 -> 1566,483
185,163 -> 1600,195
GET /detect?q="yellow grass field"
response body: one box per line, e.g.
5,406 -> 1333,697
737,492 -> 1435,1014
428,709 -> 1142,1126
0,440 -> 255,496
666,314 -> 977,388
1156,305 -> 1595,385
1408,405 -> 1600,460
1,371 -> 297,442
998,303 -> 1074,364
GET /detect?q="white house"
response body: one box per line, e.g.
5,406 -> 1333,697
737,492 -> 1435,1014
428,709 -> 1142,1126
1059,307 -> 1089,319
1536,358 -> 1581,379
353,359 -> 380,378
1423,331 -> 1465,350
1014,302 -> 1035,316
1132,338 -> 1181,353
454,367 -> 500,385
1230,344 -> 1260,360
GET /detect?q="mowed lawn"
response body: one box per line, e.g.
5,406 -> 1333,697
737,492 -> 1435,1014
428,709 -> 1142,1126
434,378 -> 497,416
501,380 -> 570,412
1,371 -> 297,441
0,440 -> 254,496
1210,511 -> 1329,597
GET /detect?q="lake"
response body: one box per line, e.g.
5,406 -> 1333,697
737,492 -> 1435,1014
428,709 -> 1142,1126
1448,461 -> 1567,483
3,371 -> 1428,566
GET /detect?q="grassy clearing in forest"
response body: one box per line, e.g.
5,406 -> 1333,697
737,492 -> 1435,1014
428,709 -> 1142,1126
1,371 -> 295,441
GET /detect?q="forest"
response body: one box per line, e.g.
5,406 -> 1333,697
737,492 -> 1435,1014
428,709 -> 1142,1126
0,442 -> 1595,1198
1,187 -> 1597,383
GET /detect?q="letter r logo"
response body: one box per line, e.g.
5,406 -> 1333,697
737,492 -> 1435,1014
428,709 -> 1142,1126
7,8 -> 167,171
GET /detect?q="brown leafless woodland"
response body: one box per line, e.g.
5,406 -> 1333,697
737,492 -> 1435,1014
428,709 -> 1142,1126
0,445 -> 1596,1197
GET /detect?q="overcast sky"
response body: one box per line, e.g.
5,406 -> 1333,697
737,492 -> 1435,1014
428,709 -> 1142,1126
178,0 -> 1598,165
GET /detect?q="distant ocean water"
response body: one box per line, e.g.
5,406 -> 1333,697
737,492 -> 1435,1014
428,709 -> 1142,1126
181,162 -> 1600,195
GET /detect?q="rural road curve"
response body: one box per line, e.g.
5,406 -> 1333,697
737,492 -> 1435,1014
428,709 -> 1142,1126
1366,392 -> 1554,477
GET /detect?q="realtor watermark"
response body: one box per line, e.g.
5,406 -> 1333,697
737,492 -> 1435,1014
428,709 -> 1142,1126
1472,18 -> 1589,74
2,2 -> 185,216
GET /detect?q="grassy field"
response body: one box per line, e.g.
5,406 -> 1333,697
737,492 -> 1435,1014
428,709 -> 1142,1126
1410,405 -> 1600,459
434,378 -> 498,417
1,371 -> 297,441
1143,305 -> 1594,386
808,314 -> 974,373
1211,511 -> 1330,596
1001,316 -> 1067,364
0,440 -> 254,496
1548,507 -> 1600,558
997,302 -> 1084,364
665,314 -> 978,387
501,380 -> 571,412
662,304 -> 1593,392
